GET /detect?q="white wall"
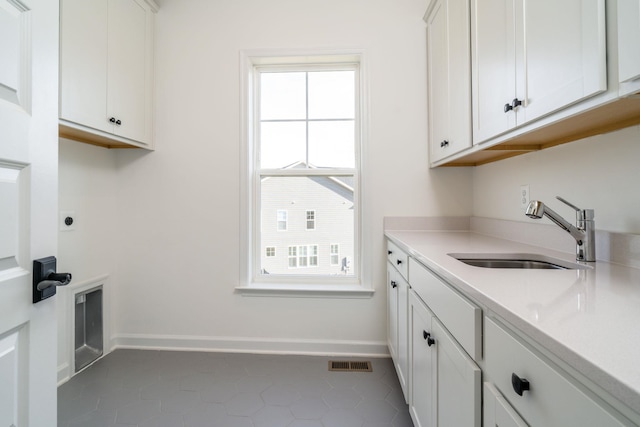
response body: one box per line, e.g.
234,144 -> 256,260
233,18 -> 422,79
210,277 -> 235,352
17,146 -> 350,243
110,0 -> 472,353
58,139 -> 117,379
56,0 -> 640,367
472,125 -> 640,234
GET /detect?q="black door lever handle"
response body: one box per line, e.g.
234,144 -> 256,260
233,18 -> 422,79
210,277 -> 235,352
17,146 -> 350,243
37,272 -> 72,291
33,256 -> 72,303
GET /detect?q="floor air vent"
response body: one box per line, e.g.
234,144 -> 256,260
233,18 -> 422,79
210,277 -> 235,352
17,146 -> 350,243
328,360 -> 372,372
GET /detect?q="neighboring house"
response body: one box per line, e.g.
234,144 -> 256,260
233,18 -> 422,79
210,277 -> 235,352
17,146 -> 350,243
260,162 -> 354,276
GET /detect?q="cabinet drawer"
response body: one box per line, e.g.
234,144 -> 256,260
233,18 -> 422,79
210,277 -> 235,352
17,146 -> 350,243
408,258 -> 481,361
485,318 -> 630,427
387,240 -> 409,280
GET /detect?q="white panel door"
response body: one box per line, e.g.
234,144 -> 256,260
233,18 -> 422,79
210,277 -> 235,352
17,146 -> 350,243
409,292 -> 435,427
59,0 -> 109,133
387,265 -> 399,361
484,382 -> 529,427
618,0 -> 640,84
0,0 -> 59,425
433,318 -> 481,427
108,0 -> 150,143
427,0 -> 472,163
471,0 -> 517,143
517,0 -> 606,124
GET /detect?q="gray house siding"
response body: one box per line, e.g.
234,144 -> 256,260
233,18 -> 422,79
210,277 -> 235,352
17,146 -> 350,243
260,176 -> 354,276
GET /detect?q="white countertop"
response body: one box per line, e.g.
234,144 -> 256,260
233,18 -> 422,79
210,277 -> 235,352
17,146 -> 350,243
385,230 -> 640,416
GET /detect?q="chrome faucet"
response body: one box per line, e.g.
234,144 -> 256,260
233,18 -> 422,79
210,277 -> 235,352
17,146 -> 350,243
525,196 -> 595,262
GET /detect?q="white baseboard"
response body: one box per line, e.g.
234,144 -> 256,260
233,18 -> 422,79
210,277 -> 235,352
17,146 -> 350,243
111,333 -> 390,358
57,362 -> 70,386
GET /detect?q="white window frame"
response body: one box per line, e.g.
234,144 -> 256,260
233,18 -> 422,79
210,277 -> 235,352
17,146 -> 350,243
309,244 -> 318,267
277,210 -> 288,231
288,246 -> 297,268
306,210 -> 316,231
238,49 -> 373,298
330,244 -> 340,266
266,247 -> 276,257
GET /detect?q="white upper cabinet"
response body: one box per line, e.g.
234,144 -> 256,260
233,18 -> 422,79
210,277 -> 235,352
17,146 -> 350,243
60,0 -> 157,149
425,0 -> 472,164
618,0 -> 640,95
472,0 -> 607,144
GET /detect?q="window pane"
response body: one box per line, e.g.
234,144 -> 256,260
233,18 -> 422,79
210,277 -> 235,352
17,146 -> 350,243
260,176 -> 355,277
261,122 -> 306,168
288,246 -> 297,268
308,71 -> 355,119
277,210 -> 287,231
260,72 -> 306,120
330,244 -> 339,265
306,210 -> 315,230
298,245 -> 308,267
310,245 -> 318,266
308,121 -> 355,168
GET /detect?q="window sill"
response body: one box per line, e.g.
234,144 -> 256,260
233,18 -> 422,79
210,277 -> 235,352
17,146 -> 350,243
235,283 -> 375,298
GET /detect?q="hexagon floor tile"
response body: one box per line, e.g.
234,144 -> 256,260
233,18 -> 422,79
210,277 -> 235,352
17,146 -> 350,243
58,350 -> 414,427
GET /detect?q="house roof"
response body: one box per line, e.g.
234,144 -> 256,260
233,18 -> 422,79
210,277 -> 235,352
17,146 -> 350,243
261,161 -> 355,197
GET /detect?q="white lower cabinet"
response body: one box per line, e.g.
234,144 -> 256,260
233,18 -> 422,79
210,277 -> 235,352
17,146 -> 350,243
409,291 -> 435,427
485,317 -> 632,427
409,290 -> 481,427
387,242 -> 410,401
387,237 -> 640,427
484,382 -> 529,427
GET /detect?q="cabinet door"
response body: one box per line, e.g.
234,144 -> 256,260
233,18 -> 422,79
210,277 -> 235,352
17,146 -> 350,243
618,0 -> 640,89
517,0 -> 606,124
387,266 -> 399,362
427,0 -> 471,163
471,0 -> 517,143
433,318 -> 481,427
472,0 -> 606,143
108,0 -> 152,143
484,382 -> 528,427
409,292 -> 435,427
60,0 -> 109,133
397,272 -> 409,399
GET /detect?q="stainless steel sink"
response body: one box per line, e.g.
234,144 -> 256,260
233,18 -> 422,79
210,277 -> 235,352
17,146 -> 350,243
448,253 -> 590,270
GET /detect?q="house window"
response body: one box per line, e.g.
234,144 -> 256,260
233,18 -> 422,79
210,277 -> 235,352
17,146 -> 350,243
306,210 -> 316,230
277,210 -> 288,231
243,51 -> 364,288
309,245 -> 318,266
288,246 -> 297,268
298,246 -> 308,267
330,244 -> 339,266
286,245 -> 318,269
266,247 -> 276,257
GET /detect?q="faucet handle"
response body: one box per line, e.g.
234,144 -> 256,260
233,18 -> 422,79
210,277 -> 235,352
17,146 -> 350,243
556,196 -> 594,221
556,196 -> 581,211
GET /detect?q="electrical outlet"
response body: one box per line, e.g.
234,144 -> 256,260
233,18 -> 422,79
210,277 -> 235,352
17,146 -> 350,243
520,185 -> 530,209
60,211 -> 76,231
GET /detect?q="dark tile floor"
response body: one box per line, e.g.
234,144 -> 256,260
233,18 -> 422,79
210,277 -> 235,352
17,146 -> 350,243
58,349 -> 414,427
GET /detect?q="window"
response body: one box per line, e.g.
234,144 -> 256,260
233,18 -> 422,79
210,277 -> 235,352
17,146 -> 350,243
287,245 -> 319,269
306,210 -> 315,230
266,247 -> 276,257
277,210 -> 288,231
298,246 -> 308,267
309,245 -> 318,266
288,246 -> 297,268
242,50 -> 365,291
330,244 -> 340,266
